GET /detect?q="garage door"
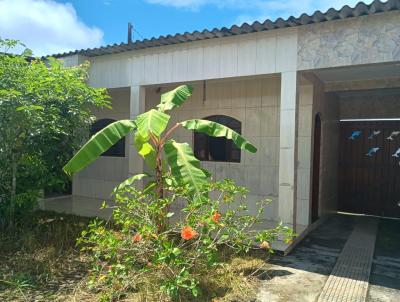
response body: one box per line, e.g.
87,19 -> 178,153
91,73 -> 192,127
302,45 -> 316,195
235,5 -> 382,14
339,120 -> 400,218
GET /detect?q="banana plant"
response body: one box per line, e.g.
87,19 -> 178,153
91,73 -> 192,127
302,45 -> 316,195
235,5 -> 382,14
63,85 -> 257,199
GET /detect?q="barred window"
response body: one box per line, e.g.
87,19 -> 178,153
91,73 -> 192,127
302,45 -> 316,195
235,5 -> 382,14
91,119 -> 125,157
194,115 -> 241,163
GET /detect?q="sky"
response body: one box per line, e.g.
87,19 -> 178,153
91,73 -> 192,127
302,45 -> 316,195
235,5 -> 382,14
0,0 -> 372,56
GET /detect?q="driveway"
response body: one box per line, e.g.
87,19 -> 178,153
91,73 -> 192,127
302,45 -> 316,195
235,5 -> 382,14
256,214 -> 400,302
367,218 -> 400,302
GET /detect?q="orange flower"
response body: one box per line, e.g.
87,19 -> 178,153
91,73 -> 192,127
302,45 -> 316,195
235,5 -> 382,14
259,241 -> 270,249
181,226 -> 198,240
212,211 -> 221,223
133,233 -> 142,242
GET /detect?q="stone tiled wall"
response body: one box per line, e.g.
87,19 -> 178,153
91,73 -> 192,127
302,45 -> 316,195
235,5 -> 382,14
296,79 -> 340,225
315,89 -> 340,216
298,11 -> 400,70
87,29 -> 298,89
146,76 -> 281,220
72,88 -> 130,199
296,84 -> 313,226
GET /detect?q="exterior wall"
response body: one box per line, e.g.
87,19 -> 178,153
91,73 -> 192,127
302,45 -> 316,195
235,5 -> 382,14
278,71 -> 298,226
296,78 -> 340,224
61,12 -> 399,85
314,89 -> 340,216
72,88 -> 130,199
296,83 -> 313,226
298,11 -> 400,70
340,90 -> 400,119
63,11 -> 400,231
61,54 -> 87,67
87,29 -> 297,88
145,76 -> 281,220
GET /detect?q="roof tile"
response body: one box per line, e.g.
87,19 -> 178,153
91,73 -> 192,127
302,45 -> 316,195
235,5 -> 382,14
52,0 -> 400,58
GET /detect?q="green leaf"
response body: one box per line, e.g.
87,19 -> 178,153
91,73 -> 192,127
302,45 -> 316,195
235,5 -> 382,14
136,109 -> 170,140
164,139 -> 208,194
112,173 -> 149,194
157,85 -> 193,112
63,120 -> 136,175
16,105 -> 44,111
134,133 -> 157,169
180,119 -> 257,153
143,181 -> 156,194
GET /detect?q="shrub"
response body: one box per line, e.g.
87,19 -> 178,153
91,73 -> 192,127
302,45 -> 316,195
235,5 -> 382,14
0,38 -> 110,228
64,85 -> 294,300
78,179 -> 293,301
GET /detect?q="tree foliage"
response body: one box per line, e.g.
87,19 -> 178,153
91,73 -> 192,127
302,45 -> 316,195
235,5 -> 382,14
0,38 -> 110,226
79,180 -> 293,301
64,85 -> 257,201
64,82 -> 294,300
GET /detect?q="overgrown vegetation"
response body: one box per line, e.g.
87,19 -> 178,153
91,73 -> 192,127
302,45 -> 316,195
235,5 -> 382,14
0,38 -> 293,301
79,180 -> 291,301
63,85 -> 293,300
0,211 -> 281,302
0,38 -> 110,229
0,211 -> 91,302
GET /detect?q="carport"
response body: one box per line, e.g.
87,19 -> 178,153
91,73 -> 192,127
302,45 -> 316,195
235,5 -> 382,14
295,62 -> 400,301
308,62 -> 400,220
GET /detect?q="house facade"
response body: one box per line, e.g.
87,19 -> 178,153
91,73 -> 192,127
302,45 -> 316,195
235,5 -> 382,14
43,0 -> 400,251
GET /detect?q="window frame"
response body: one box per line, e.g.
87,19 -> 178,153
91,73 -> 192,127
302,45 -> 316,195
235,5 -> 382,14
90,118 -> 126,158
193,115 -> 242,163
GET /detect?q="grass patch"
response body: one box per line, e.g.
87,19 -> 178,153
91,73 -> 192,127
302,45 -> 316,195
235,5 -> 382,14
0,211 -> 272,301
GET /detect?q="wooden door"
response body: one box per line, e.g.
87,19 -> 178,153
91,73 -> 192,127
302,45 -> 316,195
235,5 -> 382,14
338,120 -> 400,218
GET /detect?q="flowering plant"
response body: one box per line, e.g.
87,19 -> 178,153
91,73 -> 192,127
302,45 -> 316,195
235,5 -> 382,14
68,85 -> 294,300
78,179 -> 293,301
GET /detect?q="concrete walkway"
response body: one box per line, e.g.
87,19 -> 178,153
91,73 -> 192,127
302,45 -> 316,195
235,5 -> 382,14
317,217 -> 378,302
256,214 -> 400,302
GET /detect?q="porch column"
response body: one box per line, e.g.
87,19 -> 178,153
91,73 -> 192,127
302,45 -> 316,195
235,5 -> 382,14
128,86 -> 146,180
278,71 -> 299,226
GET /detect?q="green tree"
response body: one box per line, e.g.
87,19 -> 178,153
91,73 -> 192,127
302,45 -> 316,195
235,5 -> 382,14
64,85 -> 294,300
0,38 -> 110,226
63,85 -> 256,230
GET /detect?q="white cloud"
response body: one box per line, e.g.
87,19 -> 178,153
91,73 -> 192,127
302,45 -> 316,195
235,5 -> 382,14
146,0 -> 372,23
0,0 -> 104,56
145,0 -> 253,10
145,0 -> 207,9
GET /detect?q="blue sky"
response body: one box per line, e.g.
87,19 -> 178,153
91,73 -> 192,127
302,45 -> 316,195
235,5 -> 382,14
0,0 -> 369,56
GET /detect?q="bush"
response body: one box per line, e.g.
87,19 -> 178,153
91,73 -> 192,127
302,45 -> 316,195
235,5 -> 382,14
78,180 -> 293,301
0,38 -> 110,228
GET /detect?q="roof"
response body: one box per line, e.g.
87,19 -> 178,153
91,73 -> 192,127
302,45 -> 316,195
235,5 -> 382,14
53,0 -> 400,58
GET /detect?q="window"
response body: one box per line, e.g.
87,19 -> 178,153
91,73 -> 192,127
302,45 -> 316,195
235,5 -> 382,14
91,119 -> 125,157
194,115 -> 241,163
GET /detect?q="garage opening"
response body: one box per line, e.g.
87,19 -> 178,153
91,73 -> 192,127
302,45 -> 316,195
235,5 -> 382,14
338,119 -> 400,218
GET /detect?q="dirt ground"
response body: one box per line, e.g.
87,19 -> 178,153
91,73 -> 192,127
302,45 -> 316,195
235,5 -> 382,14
2,213 -> 399,302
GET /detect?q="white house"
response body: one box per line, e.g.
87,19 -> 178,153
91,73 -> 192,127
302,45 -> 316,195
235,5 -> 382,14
42,0 -> 400,251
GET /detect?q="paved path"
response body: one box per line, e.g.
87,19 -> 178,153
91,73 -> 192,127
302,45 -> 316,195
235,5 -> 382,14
257,214 -> 354,302
317,217 -> 378,302
256,214 -> 400,302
